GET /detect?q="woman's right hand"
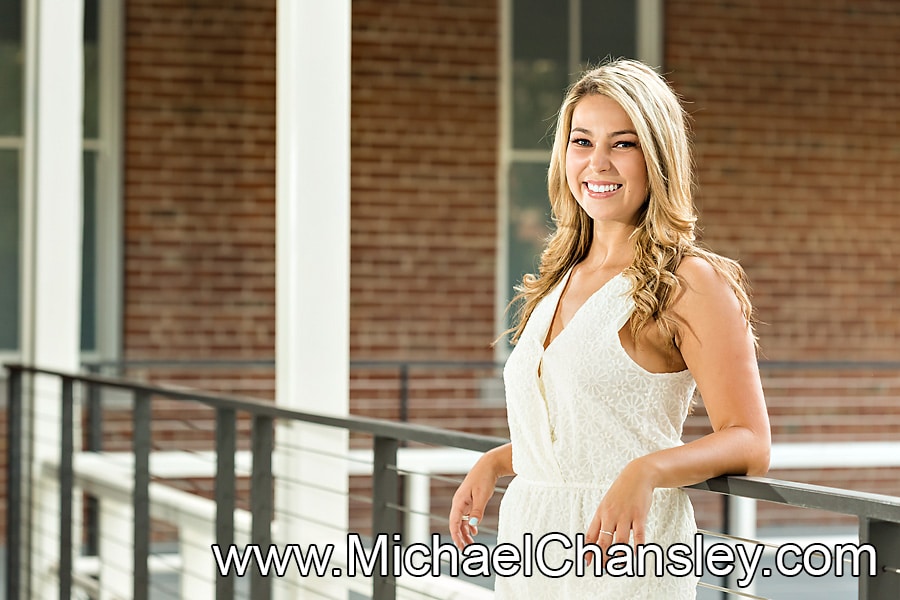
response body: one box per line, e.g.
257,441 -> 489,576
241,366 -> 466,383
448,443 -> 513,549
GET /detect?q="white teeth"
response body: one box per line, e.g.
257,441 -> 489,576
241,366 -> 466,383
587,183 -> 621,193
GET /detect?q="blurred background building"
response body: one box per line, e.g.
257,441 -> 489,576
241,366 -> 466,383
1,1 -> 899,594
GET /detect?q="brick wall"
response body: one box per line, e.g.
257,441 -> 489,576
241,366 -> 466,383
667,0 -> 900,520
122,0 -> 502,406
350,0 -> 499,361
106,0 -> 900,542
124,0 -> 277,359
3,0 -> 898,552
123,0 -> 499,363
666,0 -> 900,361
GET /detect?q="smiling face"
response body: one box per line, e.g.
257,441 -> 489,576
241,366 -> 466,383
565,94 -> 649,228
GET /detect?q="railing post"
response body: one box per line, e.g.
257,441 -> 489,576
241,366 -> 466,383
399,364 -> 409,423
133,391 -> 152,600
859,517 -> 900,600
215,407 -> 237,600
250,415 -> 274,600
59,377 -> 75,599
6,367 -> 23,600
372,435 -> 399,600
85,363 -> 103,556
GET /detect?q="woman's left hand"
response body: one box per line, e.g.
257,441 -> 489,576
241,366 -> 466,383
584,459 -> 655,565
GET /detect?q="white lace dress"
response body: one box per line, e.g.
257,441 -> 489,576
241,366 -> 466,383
495,269 -> 699,599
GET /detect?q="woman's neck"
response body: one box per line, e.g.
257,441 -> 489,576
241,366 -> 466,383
583,222 -> 636,271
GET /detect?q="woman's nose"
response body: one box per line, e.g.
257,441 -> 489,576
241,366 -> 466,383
589,146 -> 611,172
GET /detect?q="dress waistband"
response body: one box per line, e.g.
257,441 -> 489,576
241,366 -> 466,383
513,476 -> 685,497
514,476 -> 612,491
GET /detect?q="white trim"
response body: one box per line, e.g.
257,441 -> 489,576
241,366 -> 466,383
637,0 -> 665,69
26,0 -> 85,376
275,2 -> 350,597
17,2 -> 37,591
23,3 -> 86,598
494,0 -> 512,359
508,148 -> 552,163
568,0 -> 581,75
8,1 -> 120,359
93,0 -> 123,361
20,0 -> 38,364
0,350 -> 22,370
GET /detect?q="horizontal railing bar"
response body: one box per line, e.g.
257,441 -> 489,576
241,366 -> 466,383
9,363 -> 900,525
385,501 -> 501,537
83,359 -> 278,368
696,580 -> 770,599
351,360 -> 499,369
5,363 -> 507,453
386,464 -> 511,494
80,358 -> 500,370
698,528 -> 859,565
697,528 -> 782,552
757,360 -> 900,371
80,358 -> 900,371
688,475 -> 900,523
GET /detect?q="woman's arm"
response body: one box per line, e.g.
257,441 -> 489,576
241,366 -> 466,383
449,442 -> 515,549
586,256 -> 770,552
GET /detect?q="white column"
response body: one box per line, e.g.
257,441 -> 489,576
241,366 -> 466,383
726,496 -> 759,595
21,0 -> 85,598
275,1 -> 351,599
97,498 -> 133,600
637,0 -> 664,69
179,519 -> 216,599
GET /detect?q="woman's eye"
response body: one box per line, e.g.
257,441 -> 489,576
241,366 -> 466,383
613,140 -> 637,149
569,138 -> 591,147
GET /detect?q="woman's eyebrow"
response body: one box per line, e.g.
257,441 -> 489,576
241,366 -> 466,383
569,127 -> 638,137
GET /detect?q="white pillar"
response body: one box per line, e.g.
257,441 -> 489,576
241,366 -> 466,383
275,1 -> 351,599
179,519 -> 216,599
20,0 -> 85,598
726,496 -> 758,595
406,473 -> 432,545
97,498 -> 133,600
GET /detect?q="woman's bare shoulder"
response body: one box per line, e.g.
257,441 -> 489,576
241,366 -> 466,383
675,254 -> 740,299
671,254 -> 747,342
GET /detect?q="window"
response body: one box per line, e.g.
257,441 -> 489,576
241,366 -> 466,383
82,0 -> 99,352
500,0 -> 662,338
0,0 -> 22,350
0,0 -> 119,356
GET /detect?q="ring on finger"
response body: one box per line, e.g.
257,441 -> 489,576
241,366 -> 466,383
599,529 -> 614,537
461,515 -> 470,522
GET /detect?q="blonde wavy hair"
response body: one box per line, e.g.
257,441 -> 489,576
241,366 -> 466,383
509,59 -> 754,349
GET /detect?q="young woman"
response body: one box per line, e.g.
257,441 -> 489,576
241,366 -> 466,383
449,59 -> 770,598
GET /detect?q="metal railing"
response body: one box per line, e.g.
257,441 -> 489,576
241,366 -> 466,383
5,362 -> 900,599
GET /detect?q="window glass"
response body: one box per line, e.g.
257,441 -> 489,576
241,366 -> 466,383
580,1 -> 637,66
506,161 -> 554,322
0,149 -> 19,349
511,0 -> 568,150
0,0 -> 102,352
83,0 -> 99,139
505,0 -> 643,324
81,151 -> 96,351
0,0 -> 23,136
80,0 -> 100,351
